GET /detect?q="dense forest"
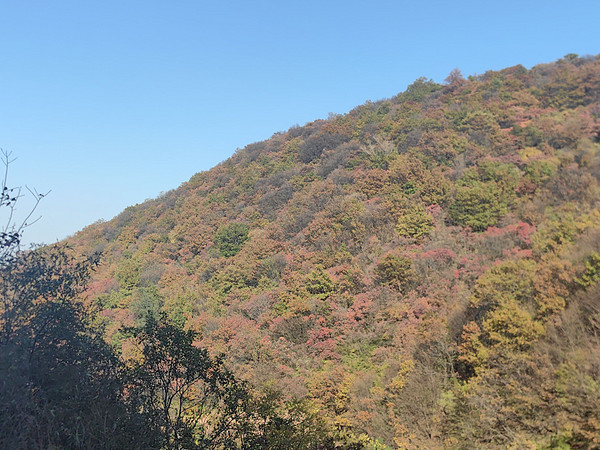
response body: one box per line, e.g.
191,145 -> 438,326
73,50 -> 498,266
2,54 -> 600,448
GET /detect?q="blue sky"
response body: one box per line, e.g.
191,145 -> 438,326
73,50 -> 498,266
1,0 -> 599,246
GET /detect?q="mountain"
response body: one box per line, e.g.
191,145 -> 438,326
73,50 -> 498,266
68,54 -> 600,448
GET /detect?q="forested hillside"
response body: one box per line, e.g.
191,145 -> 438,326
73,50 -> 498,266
12,54 -> 600,448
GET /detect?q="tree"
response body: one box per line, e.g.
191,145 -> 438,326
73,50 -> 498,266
125,317 -> 338,449
444,68 -> 465,91
0,150 -> 47,260
0,239 -> 158,449
575,252 -> 600,288
375,254 -> 414,293
214,222 -> 249,257
0,154 -> 157,449
396,204 -> 434,240
448,181 -> 507,231
126,318 -> 250,449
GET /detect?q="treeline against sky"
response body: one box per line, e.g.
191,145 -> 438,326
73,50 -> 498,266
3,54 -> 600,448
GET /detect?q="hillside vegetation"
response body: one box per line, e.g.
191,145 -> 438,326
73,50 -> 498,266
31,54 -> 600,447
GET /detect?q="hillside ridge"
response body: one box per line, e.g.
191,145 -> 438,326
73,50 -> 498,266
69,54 -> 600,447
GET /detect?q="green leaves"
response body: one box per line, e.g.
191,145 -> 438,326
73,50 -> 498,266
214,222 -> 249,257
575,252 -> 600,288
375,254 -> 414,293
306,265 -> 335,299
396,204 -> 434,240
448,162 -> 519,231
449,181 -> 507,231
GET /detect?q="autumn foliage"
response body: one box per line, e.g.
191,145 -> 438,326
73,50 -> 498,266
60,54 -> 600,448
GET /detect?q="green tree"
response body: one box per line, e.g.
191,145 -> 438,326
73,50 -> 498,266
448,181 -> 507,231
575,252 -> 600,288
375,254 -> 414,293
214,222 -> 249,257
306,265 -> 335,299
396,204 -> 434,240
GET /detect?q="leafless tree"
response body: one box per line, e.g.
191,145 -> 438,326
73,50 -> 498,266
1,150 -> 49,261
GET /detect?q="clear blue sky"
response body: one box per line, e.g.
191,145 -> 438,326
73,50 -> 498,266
1,0 -> 599,246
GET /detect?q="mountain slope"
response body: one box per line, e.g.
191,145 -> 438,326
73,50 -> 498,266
71,54 -> 600,448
